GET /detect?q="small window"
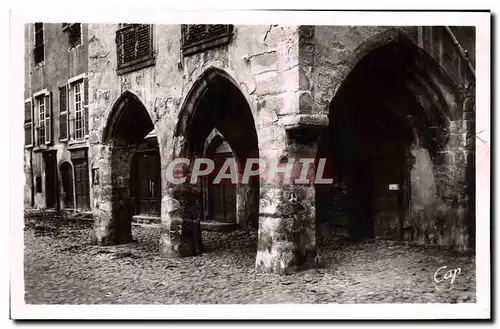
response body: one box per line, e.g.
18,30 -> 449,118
33,23 -> 44,64
68,23 -> 82,49
115,24 -> 155,74
35,176 -> 42,193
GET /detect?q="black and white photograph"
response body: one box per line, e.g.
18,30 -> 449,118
8,8 -> 491,320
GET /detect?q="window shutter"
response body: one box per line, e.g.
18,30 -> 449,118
59,112 -> 68,140
137,25 -> 152,59
84,77 -> 89,136
45,92 -> 52,144
59,86 -> 68,140
32,99 -> 38,146
24,101 -> 33,146
25,123 -> 33,146
24,101 -> 32,123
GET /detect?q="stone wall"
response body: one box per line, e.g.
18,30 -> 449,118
86,23 -> 475,272
304,25 -> 475,251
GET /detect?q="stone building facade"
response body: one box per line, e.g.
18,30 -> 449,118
25,24 -> 476,274
24,23 -> 91,212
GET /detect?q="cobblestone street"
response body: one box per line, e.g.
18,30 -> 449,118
24,212 -> 476,304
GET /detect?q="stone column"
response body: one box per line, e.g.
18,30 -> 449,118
91,143 -> 134,245
159,154 -> 203,257
255,115 -> 327,274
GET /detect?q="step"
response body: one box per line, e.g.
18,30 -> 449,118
131,215 -> 240,232
132,215 -> 161,225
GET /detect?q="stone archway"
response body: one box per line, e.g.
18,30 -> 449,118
159,67 -> 260,257
91,91 -> 156,245
316,36 -> 474,250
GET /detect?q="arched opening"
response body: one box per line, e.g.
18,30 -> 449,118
163,68 -> 259,256
100,91 -> 157,244
316,39 -> 460,246
60,161 -> 75,209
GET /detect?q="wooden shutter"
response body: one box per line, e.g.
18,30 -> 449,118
59,86 -> 68,140
84,77 -> 89,136
32,99 -> 38,146
24,101 -> 33,146
44,92 -> 52,144
136,25 -> 152,59
24,101 -> 32,123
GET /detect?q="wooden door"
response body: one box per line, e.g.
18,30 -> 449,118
372,142 -> 407,240
132,150 -> 160,216
73,159 -> 90,210
208,152 -> 237,223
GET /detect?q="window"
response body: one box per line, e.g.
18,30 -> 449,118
24,100 -> 33,146
36,96 -> 45,145
181,25 -> 233,56
34,92 -> 52,146
67,23 -> 82,49
69,77 -> 89,141
115,24 -> 155,74
74,82 -> 84,139
34,23 -> 44,65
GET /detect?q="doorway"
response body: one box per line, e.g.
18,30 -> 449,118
71,149 -> 90,210
43,151 -> 58,209
205,138 -> 237,223
131,148 -> 161,216
60,161 -> 75,209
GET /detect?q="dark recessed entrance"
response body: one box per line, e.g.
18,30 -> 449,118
316,41 -> 443,242
43,151 -> 58,210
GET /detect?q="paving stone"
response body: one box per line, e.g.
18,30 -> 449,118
24,212 -> 476,304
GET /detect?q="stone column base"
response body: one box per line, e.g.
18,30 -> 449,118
159,218 -> 202,257
90,211 -> 133,246
255,216 -> 316,274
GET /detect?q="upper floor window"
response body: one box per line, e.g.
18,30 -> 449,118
33,23 -> 44,65
115,24 -> 155,75
63,23 -> 82,49
73,81 -> 85,139
66,76 -> 89,141
181,24 -> 233,56
34,92 -> 52,146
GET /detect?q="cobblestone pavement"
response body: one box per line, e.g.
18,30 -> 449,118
24,211 -> 476,304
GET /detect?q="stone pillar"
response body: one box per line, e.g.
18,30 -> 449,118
159,157 -> 203,257
91,143 -> 134,245
463,84 -> 475,250
255,115 -> 327,274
